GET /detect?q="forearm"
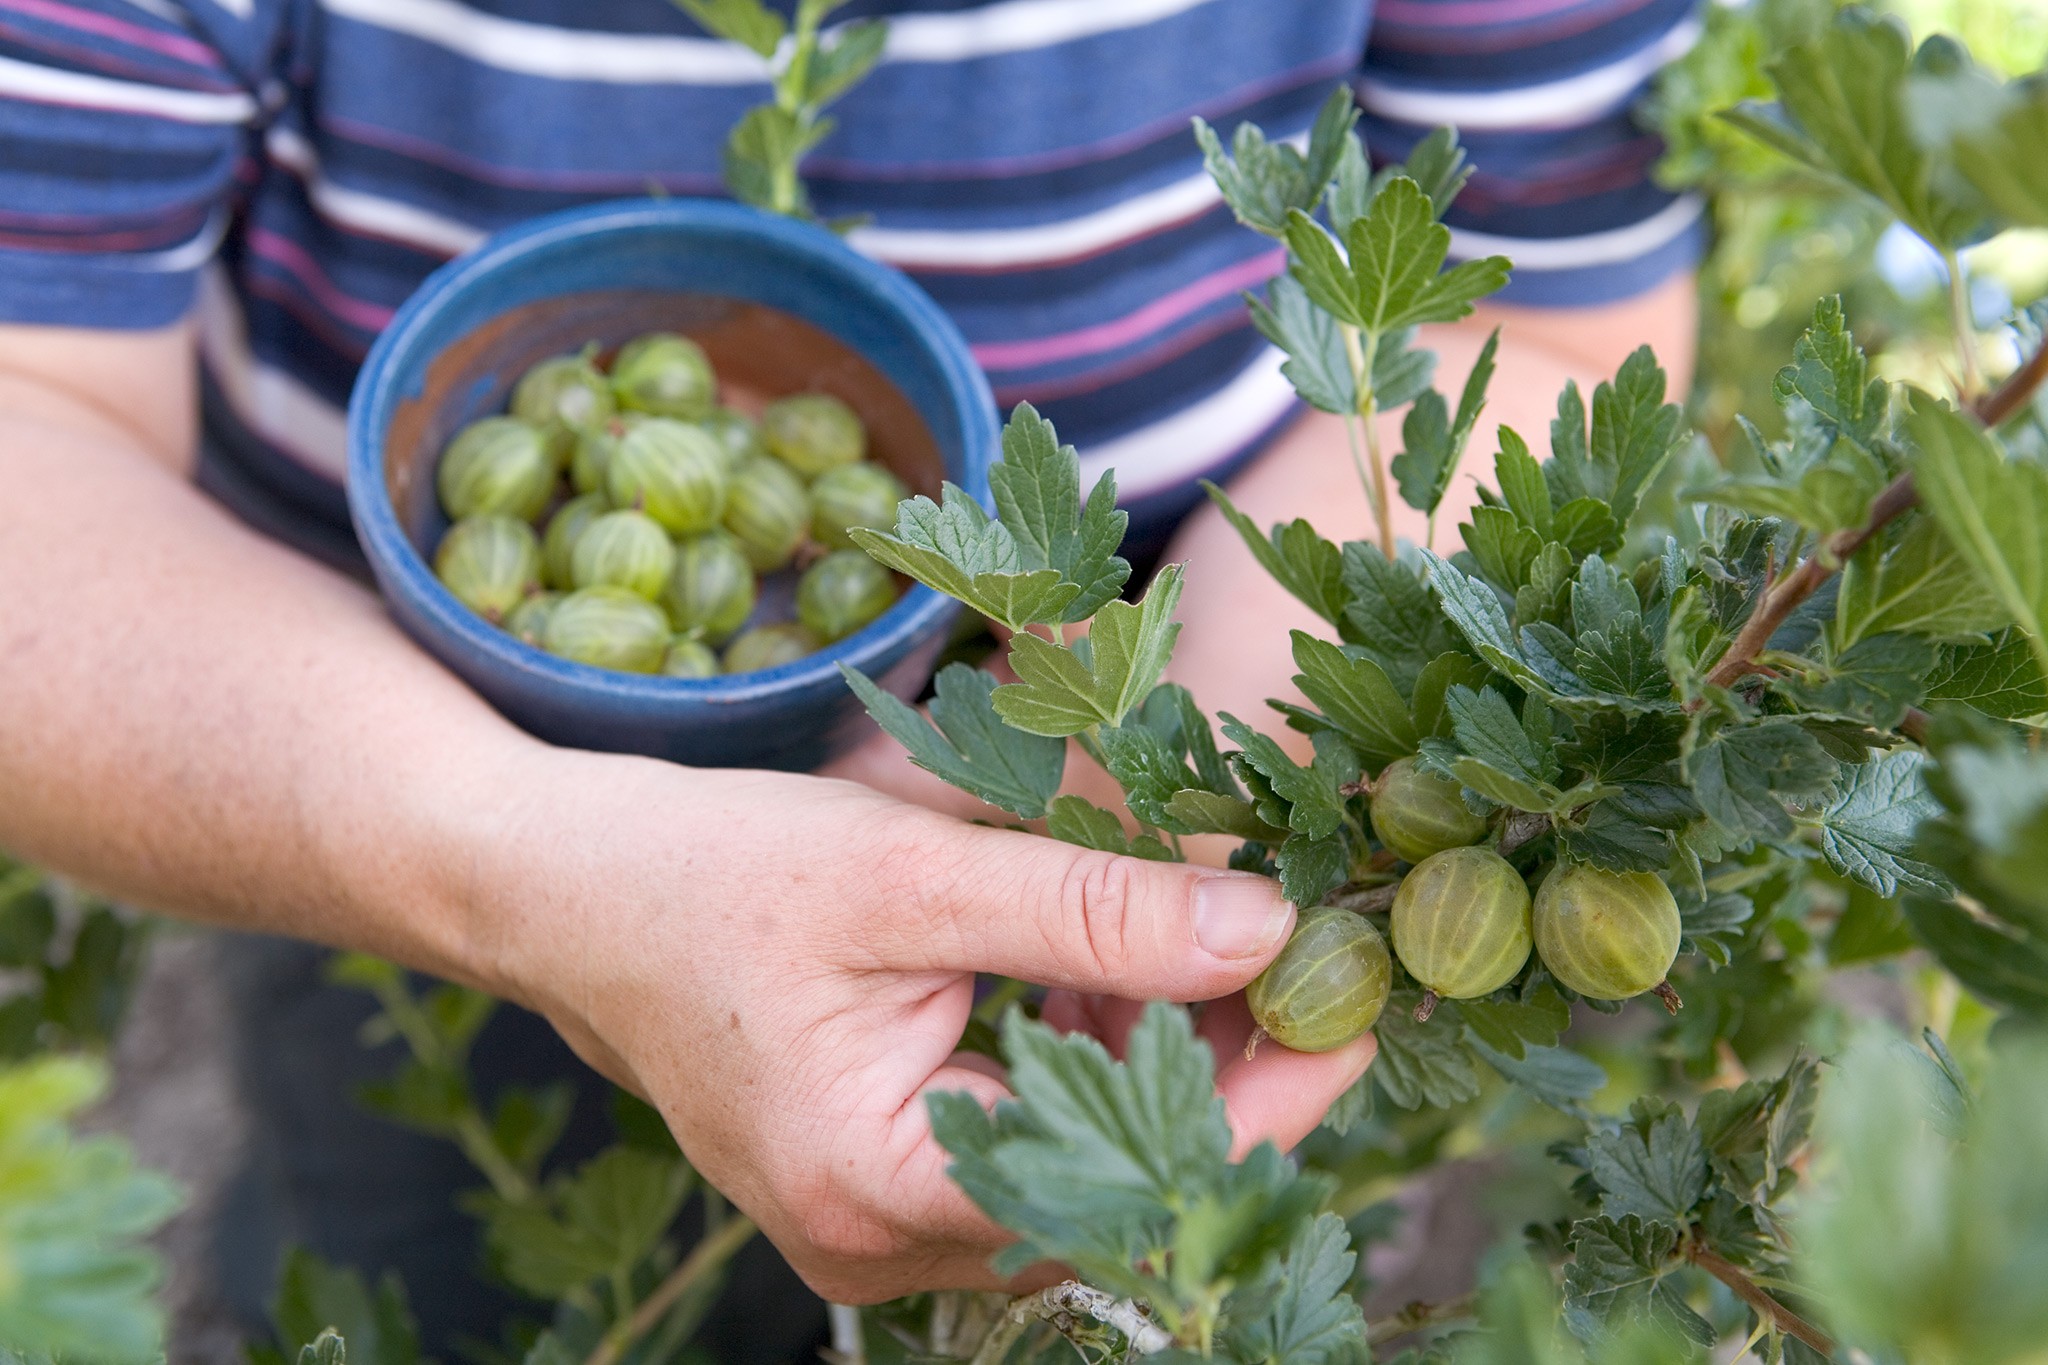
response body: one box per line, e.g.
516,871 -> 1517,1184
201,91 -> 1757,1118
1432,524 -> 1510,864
0,386 -> 544,988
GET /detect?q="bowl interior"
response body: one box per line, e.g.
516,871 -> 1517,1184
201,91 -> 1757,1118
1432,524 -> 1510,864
384,289 -> 947,568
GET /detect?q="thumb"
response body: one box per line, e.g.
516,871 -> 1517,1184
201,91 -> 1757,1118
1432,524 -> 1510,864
875,813 -> 1297,1002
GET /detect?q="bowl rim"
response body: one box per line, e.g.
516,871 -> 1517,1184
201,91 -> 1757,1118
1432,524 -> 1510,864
346,197 -> 995,706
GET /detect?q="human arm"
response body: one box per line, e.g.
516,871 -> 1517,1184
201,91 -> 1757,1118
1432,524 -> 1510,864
1165,273 -> 1700,734
0,322 -> 1374,1301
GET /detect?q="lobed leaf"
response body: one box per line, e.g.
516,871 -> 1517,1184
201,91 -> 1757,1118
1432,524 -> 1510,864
841,662 -> 1065,818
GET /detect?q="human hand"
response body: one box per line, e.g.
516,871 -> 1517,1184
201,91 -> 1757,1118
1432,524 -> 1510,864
478,747 -> 1376,1303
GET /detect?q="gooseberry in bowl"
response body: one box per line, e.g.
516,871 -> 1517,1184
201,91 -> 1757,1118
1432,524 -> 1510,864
347,199 -> 996,769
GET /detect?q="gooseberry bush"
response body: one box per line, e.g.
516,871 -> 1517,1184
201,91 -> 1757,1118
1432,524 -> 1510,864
22,5 -> 2048,1365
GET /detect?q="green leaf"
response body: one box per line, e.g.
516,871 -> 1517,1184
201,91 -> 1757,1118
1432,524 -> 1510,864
1390,330 -> 1498,516
1446,684 -> 1557,791
1907,398 -> 2048,679
1342,545 -> 1458,693
1828,883 -> 1918,965
1904,897 -> 2048,1016
484,1148 -> 690,1300
1463,507 -> 1545,591
1775,631 -> 1934,728
271,1247 -> 422,1365
1204,484 -> 1347,626
1165,790 -> 1288,842
1249,274 -> 1355,415
1721,8 -> 1984,247
1276,832 -> 1349,909
1773,296 -> 1888,449
1452,982 -> 1569,1061
490,1083 -> 575,1183
673,0 -> 786,57
1583,1102 -> 1709,1223
1316,179 -> 1512,337
803,17 -> 887,108
723,104 -> 826,215
1472,1039 -> 1608,1113
1373,992 -> 1481,1109
1222,717 -> 1357,841
0,1058 -> 181,1365
1496,427 -> 1553,538
1812,750 -> 1950,897
1420,551 -> 1549,696
298,1329 -> 347,1365
1921,64 -> 2048,229
988,403 -> 1131,623
1835,515 -> 2011,648
1544,348 -> 1686,529
850,487 -> 1078,632
0,886 -> 55,970
994,565 -> 1184,735
841,662 -> 1065,819
1194,84 -> 1358,237
1686,719 -> 1838,842
1925,629 -> 2048,718
1289,630 -> 1418,770
1220,1213 -> 1366,1365
1044,796 -> 1177,862
1562,1216 -> 1713,1347
1411,651 -> 1491,740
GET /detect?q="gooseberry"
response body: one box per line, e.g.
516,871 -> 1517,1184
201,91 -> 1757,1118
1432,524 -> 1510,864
434,515 -> 541,623
570,509 -> 677,600
763,393 -> 865,478
1245,907 -> 1392,1053
722,622 -> 818,674
540,586 -> 671,674
1390,846 -> 1532,1021
1532,863 -> 1682,1010
606,419 -> 728,536
611,332 -> 716,420
663,531 -> 756,644
796,550 -> 896,643
810,462 -> 909,552
723,454 -> 811,572
437,417 -> 555,522
1370,757 -> 1489,863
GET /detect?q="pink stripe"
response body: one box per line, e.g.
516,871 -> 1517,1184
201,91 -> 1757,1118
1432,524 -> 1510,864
246,227 -> 395,332
972,247 -> 1282,371
1375,0 -> 1611,23
0,0 -> 224,69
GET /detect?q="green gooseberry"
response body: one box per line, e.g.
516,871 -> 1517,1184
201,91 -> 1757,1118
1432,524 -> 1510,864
540,586 -> 671,674
437,416 -> 555,522
722,622 -> 818,674
433,515 -> 541,622
540,491 -> 610,590
809,462 -> 909,552
606,418 -> 728,536
762,393 -> 865,478
796,549 -> 897,643
1390,846 -> 1533,1021
611,331 -> 716,420
1370,757 -> 1489,863
1532,863 -> 1683,1008
661,636 -> 721,679
510,350 -> 614,464
722,454 -> 811,572
1245,908 -> 1392,1053
663,530 -> 756,644
570,509 -> 677,600
698,407 -> 767,472
503,591 -> 561,645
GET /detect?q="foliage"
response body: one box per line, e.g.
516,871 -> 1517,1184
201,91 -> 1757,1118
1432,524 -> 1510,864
668,0 -> 886,227
0,1056 -> 179,1364
815,9 -> 2048,1359
0,856 -> 149,1060
248,958 -> 755,1365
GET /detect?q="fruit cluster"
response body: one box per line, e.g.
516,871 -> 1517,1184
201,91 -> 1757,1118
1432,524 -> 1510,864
1247,757 -> 1681,1052
429,332 -> 910,677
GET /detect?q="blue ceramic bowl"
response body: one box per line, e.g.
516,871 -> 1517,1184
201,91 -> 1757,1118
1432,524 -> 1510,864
347,199 -> 995,770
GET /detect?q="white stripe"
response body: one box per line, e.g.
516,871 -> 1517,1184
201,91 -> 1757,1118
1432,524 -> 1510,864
318,0 -> 1220,84
851,169 -> 1221,268
266,127 -> 488,257
1448,193 -> 1704,271
0,51 -> 254,123
1357,17 -> 1701,131
1078,346 -> 1296,498
882,0 -> 1218,62
196,268 -> 350,480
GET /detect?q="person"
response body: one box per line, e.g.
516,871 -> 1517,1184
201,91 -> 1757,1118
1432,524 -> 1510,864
0,0 -> 1700,1355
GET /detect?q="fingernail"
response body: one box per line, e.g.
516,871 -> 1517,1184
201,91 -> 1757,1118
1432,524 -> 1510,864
1194,875 -> 1294,960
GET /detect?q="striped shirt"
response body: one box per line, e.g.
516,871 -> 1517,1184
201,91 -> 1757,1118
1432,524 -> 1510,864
0,0 -> 1705,561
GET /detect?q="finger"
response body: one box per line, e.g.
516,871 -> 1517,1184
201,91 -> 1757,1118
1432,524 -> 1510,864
1207,992 -> 1378,1158
872,813 -> 1296,1002
1040,990 -> 1147,1060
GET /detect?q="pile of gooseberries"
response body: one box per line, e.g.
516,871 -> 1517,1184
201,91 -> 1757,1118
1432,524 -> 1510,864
1247,756 -> 1683,1052
430,332 -> 910,677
